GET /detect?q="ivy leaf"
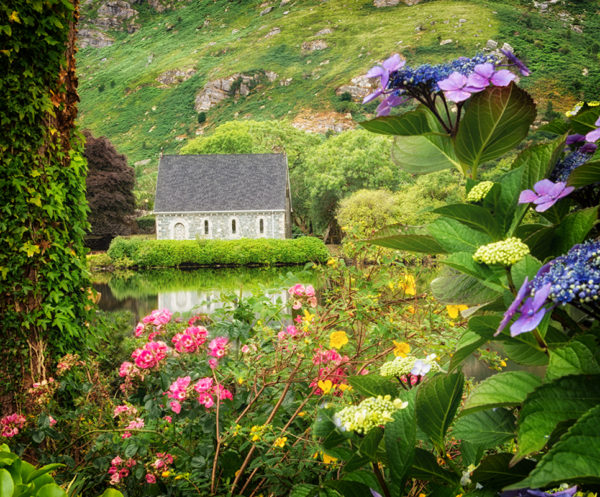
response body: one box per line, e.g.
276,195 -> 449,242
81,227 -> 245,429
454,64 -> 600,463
462,371 -> 542,415
516,374 -> 600,456
416,372 -> 464,450
508,405 -> 600,488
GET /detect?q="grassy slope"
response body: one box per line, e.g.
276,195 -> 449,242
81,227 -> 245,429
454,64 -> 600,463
77,0 -> 600,194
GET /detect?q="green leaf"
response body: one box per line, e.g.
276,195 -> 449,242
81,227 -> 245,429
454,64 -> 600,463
539,118 -> 570,135
449,331 -> 486,372
25,464 -> 64,484
567,160 -> 600,187
0,452 -> 17,467
98,490 -> 125,497
452,409 -> 515,452
454,84 -> 536,175
428,218 -> 492,253
510,255 -> 542,289
342,471 -> 381,493
570,106 -> 600,133
385,389 -> 416,486
433,204 -> 501,238
290,484 -> 320,497
546,340 -> 600,381
0,468 -> 14,497
510,404 -> 600,488
517,374 -> 600,456
323,480 -> 371,497
471,453 -> 536,488
462,371 -> 542,415
503,340 -> 549,366
431,271 -> 499,306
313,408 -> 348,450
409,449 -> 459,485
441,252 -> 504,293
552,207 -> 598,254
358,427 -> 383,460
369,234 -> 447,254
347,375 -> 398,398
391,133 -> 461,174
359,107 -> 433,135
36,483 -> 67,497
416,372 -> 464,450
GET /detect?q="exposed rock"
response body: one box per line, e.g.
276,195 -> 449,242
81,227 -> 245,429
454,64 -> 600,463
232,28 -> 239,34
94,1 -> 138,31
78,27 -> 114,48
134,159 -> 151,167
292,110 -> 355,134
280,0 -> 291,5
485,39 -> 498,50
302,40 -> 328,52
336,74 -> 377,101
571,24 -> 583,33
315,28 -> 333,36
280,77 -> 293,86
374,0 -> 399,6
458,18 -> 467,23
582,67 -> 589,76
194,71 -> 278,111
148,0 -> 169,12
264,27 -> 281,38
260,6 -> 273,15
439,38 -> 453,45
157,68 -> 197,86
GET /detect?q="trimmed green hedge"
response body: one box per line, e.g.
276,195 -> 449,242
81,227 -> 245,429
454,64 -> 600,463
107,237 -> 329,267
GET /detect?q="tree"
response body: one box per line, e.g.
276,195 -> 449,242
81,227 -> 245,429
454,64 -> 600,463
83,130 -> 136,249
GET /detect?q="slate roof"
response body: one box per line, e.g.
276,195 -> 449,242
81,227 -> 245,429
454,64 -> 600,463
154,154 -> 289,213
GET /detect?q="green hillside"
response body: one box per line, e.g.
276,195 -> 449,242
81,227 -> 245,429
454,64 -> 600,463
76,0 -> 600,201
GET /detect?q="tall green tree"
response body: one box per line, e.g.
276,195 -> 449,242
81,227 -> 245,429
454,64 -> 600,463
0,0 -> 90,398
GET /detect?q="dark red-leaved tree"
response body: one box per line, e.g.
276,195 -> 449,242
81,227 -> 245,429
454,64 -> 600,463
83,130 -> 136,249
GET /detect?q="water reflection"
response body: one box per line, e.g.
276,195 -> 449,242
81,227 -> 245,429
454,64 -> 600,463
158,289 -> 289,314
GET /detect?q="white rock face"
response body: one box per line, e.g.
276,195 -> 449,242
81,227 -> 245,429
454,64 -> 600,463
302,40 -> 328,52
315,28 -> 333,36
78,28 -> 114,48
264,27 -> 281,38
157,68 -> 197,86
373,0 -> 400,6
439,39 -> 453,45
94,1 -> 139,31
336,74 -> 377,101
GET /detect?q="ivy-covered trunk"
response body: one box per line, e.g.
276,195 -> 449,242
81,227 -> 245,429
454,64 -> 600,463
0,0 -> 90,406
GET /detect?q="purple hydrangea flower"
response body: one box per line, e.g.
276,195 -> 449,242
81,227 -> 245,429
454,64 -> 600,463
510,283 -> 552,337
502,486 -> 577,497
566,133 -> 586,145
584,116 -> 600,142
466,63 -> 516,90
501,48 -> 531,76
376,94 -> 406,117
438,72 -> 477,102
495,277 -> 530,335
580,142 -> 598,154
411,359 -> 432,376
363,54 -> 405,103
518,179 -> 575,212
370,490 -> 383,497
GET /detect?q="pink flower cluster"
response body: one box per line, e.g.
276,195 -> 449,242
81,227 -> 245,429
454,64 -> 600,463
118,361 -> 145,394
0,413 -> 26,438
108,455 -> 136,485
288,284 -> 317,309
172,326 -> 208,353
142,309 -> 172,327
131,341 -> 170,369
113,404 -> 138,418
27,378 -> 57,406
166,376 -> 233,412
310,349 -> 350,396
207,337 -> 229,369
146,452 -> 174,484
277,324 -> 301,341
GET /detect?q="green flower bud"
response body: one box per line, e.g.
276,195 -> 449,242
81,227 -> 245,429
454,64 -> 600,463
466,181 -> 494,202
333,395 -> 408,434
473,237 -> 530,266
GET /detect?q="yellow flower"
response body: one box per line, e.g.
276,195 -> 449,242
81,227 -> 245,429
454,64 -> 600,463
404,305 -> 415,315
322,453 -> 337,465
237,377 -> 244,385
387,281 -> 395,290
500,360 -> 507,367
393,341 -> 411,358
273,436 -> 287,448
317,379 -> 334,394
338,384 -> 352,392
446,304 -> 468,319
251,434 -> 260,442
162,471 -> 170,478
419,494 -> 427,497
327,258 -> 338,266
329,331 -> 348,349
399,274 -> 416,296
298,411 -> 306,417
303,310 -> 314,323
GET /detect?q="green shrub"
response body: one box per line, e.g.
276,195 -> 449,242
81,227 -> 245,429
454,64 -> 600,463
87,252 -> 112,269
107,237 -> 329,267
135,215 -> 156,233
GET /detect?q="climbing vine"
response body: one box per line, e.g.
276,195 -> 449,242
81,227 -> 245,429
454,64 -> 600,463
0,0 -> 91,402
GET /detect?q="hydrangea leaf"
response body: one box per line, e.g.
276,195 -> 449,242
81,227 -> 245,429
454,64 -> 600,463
462,371 -> 542,415
433,204 -> 502,239
539,118 -> 570,135
516,374 -> 600,456
323,479 -> 371,497
359,107 -> 434,136
441,252 -> 504,293
455,83 -> 536,176
347,374 -> 397,398
449,330 -> 486,372
452,409 -> 516,454
508,404 -> 600,489
511,255 -> 542,289
385,389 -> 416,486
416,372 -> 464,450
430,270 -> 500,306
471,453 -> 536,488
569,107 -> 600,133
408,448 -> 460,485
546,339 -> 600,381
567,160 -> 600,187
428,218 -> 492,253
391,133 -> 462,174
503,340 -> 549,366
0,469 -> 14,497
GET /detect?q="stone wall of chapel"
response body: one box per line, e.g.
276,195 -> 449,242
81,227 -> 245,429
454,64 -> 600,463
155,211 -> 287,240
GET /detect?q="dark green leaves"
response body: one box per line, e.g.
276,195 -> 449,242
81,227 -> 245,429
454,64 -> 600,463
359,108 -> 433,136
385,390 -> 416,486
462,371 -> 542,414
567,160 -> 600,187
433,204 -> 501,239
369,234 -> 448,254
347,374 -> 397,398
416,372 -> 464,450
452,409 -> 515,454
455,84 -> 536,176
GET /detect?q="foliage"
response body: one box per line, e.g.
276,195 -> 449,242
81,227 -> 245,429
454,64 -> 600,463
106,236 -> 330,267
332,59 -> 600,494
0,0 -> 91,396
135,215 -> 155,234
83,130 -> 136,245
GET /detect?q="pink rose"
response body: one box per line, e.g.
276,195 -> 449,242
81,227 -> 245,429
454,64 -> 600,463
146,473 -> 156,484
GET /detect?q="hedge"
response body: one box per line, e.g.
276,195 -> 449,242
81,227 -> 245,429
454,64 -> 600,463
107,237 -> 330,267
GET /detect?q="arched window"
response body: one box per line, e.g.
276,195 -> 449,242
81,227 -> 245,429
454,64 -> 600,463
173,222 -> 185,240
204,219 -> 209,235
259,218 -> 264,234
231,219 -> 237,234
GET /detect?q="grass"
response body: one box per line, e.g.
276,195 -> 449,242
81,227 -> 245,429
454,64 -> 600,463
76,0 -> 600,199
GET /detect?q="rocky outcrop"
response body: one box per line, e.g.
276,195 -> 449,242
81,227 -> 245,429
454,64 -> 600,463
264,27 -> 281,38
94,1 -> 139,32
194,71 -> 278,112
302,40 -> 328,52
335,75 -> 377,101
374,0 -> 422,5
315,28 -> 333,36
157,68 -> 197,86
292,110 -> 355,134
78,27 -> 114,48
